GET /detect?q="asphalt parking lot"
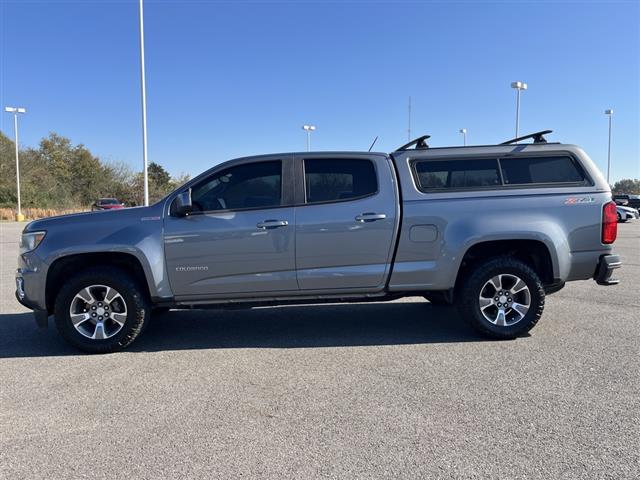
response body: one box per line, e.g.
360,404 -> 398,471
0,220 -> 638,479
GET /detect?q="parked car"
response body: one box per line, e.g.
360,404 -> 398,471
613,194 -> 640,210
617,205 -> 639,222
91,198 -> 124,211
16,130 -> 621,353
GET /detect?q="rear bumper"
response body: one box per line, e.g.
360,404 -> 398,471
594,254 -> 621,286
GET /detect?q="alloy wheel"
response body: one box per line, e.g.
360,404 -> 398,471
69,285 -> 128,340
478,274 -> 531,327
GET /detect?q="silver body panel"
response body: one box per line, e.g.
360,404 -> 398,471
17,143 -> 615,314
387,143 -> 612,291
164,206 -> 298,296
293,153 -> 399,291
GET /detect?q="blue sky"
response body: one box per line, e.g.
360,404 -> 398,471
1,0 -> 638,181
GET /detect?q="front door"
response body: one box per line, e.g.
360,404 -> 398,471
294,154 -> 399,290
164,157 -> 298,297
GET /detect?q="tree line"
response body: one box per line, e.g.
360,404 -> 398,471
0,131 -> 189,209
1,130 -> 639,210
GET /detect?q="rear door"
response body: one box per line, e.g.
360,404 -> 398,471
164,156 -> 298,297
294,153 -> 399,290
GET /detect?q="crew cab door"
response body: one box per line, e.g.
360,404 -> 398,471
294,153 -> 399,290
164,156 -> 298,297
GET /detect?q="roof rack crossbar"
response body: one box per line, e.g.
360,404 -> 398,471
395,135 -> 431,152
500,130 -> 553,145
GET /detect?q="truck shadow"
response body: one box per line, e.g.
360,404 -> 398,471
0,301 -> 488,358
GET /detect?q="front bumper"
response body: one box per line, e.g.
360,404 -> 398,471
15,286 -> 49,328
594,254 -> 621,286
16,255 -> 50,328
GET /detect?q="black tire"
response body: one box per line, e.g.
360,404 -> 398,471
457,256 -> 545,339
54,267 -> 150,353
423,292 -> 451,305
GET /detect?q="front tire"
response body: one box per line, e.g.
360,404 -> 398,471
54,267 -> 150,353
458,257 -> 545,339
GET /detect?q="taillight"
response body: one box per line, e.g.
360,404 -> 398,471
602,201 -> 617,244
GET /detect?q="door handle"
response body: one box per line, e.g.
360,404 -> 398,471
257,219 -> 289,229
355,213 -> 387,222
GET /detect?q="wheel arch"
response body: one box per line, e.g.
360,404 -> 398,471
454,239 -> 556,295
45,252 -> 152,313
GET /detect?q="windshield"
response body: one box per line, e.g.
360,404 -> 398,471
100,199 -> 119,205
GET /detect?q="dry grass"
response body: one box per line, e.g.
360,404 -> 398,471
0,207 -> 87,221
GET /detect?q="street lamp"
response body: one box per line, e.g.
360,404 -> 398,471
302,124 -> 316,152
459,128 -> 467,146
605,109 -> 613,184
510,81 -> 527,140
4,106 -> 27,221
138,0 -> 149,206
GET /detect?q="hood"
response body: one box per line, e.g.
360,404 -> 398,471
24,205 -> 162,233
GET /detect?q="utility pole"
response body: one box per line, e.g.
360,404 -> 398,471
459,128 -> 467,146
605,109 -> 613,184
4,106 -> 26,221
510,81 -> 527,140
302,125 -> 316,151
139,0 -> 149,206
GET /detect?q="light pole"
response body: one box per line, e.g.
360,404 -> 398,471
605,109 -> 613,184
138,0 -> 149,206
510,81 -> 527,140
459,128 -> 467,146
4,106 -> 26,221
302,125 -> 316,151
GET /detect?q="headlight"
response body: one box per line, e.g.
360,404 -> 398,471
19,231 -> 46,254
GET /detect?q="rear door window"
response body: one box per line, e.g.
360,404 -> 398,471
500,156 -> 585,185
414,158 -> 501,191
304,158 -> 377,204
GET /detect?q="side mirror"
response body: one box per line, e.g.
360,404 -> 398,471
174,190 -> 193,217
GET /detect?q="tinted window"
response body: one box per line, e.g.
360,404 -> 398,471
501,156 -> 584,185
191,161 -> 281,211
304,159 -> 377,204
414,159 -> 500,190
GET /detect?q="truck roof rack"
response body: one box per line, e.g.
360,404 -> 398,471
500,130 -> 553,145
395,135 -> 430,151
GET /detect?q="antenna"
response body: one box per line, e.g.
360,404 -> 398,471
368,136 -> 378,152
407,96 -> 412,141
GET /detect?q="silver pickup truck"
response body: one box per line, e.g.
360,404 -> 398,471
16,131 -> 621,353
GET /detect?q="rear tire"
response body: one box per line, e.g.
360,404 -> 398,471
54,267 -> 150,353
457,257 -> 545,339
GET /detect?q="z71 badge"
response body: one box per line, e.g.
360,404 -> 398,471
564,196 -> 595,205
